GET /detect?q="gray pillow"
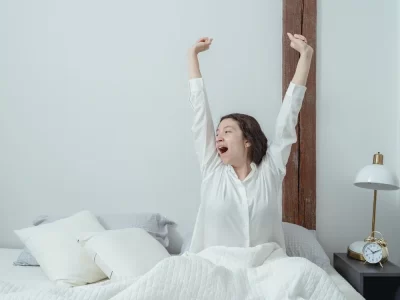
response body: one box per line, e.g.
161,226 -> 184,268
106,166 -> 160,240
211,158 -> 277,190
282,222 -> 330,270
14,212 -> 175,267
13,248 -> 39,266
97,213 -> 174,247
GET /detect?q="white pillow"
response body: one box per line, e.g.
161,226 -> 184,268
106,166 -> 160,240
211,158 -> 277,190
15,210 -> 107,287
77,228 -> 171,280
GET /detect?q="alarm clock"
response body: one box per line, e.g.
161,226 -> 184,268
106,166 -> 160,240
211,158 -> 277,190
362,231 -> 389,267
347,231 -> 389,267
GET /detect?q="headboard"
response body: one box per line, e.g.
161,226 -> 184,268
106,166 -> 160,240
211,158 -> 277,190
282,0 -> 316,230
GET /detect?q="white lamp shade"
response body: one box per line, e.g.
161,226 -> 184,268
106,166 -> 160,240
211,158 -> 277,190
354,164 -> 400,190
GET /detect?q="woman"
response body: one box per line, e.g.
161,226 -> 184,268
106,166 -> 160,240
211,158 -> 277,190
188,34 -> 313,253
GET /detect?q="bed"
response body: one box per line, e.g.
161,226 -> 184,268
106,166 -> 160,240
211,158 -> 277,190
0,245 -> 364,299
0,248 -> 53,290
326,263 -> 365,299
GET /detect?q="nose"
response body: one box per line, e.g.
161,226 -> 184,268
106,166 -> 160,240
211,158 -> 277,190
216,135 -> 223,142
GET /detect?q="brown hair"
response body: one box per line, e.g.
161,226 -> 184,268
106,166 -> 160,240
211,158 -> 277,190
220,113 -> 268,165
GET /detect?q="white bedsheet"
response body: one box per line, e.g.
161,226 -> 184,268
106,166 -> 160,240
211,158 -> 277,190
0,247 -> 364,299
326,264 -> 365,300
0,248 -> 54,289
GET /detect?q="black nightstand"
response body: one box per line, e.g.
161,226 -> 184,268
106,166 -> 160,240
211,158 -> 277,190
334,253 -> 400,300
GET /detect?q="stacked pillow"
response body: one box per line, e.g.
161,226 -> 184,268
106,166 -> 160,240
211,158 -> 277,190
14,211 -> 175,287
14,212 -> 175,267
15,211 -> 107,287
77,228 -> 170,280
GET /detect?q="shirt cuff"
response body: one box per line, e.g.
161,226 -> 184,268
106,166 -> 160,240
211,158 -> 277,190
286,82 -> 307,99
189,78 -> 205,92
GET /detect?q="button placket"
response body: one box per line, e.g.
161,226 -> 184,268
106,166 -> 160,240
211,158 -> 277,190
239,183 -> 250,247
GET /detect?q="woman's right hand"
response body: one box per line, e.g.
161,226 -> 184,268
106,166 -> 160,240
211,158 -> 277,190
188,37 -> 212,78
190,37 -> 213,55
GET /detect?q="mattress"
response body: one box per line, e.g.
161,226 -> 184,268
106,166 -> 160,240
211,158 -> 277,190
0,248 -> 364,299
0,248 -> 54,289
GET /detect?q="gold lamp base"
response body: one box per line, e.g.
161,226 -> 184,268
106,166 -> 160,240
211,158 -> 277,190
347,241 -> 366,261
347,235 -> 389,263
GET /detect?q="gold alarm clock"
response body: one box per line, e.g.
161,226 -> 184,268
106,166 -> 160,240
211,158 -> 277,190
347,231 -> 389,267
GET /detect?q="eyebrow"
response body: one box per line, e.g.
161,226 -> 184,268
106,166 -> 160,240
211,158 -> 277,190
216,126 -> 234,133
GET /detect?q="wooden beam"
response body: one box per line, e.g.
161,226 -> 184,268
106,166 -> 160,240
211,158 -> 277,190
282,0 -> 302,226
299,0 -> 316,230
282,0 -> 316,229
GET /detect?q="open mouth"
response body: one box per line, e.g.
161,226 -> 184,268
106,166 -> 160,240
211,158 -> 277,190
218,146 -> 228,154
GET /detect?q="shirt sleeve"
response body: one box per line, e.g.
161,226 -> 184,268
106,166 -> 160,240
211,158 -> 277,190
189,78 -> 222,177
263,82 -> 307,179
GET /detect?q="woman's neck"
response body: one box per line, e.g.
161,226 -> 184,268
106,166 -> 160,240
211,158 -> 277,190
232,161 -> 252,181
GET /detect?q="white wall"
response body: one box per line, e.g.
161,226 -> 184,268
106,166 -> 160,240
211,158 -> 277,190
0,1 -> 283,248
398,1 -> 400,188
317,0 -> 400,264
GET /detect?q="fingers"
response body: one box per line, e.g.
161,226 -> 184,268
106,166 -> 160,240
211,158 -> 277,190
204,38 -> 213,46
294,34 -> 305,39
197,37 -> 213,44
287,32 -> 295,41
287,33 -> 308,43
196,37 -> 208,43
294,34 -> 307,43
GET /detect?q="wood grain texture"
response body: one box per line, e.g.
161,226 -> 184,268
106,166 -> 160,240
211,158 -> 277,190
282,0 -> 316,229
282,0 -> 302,225
299,0 -> 316,230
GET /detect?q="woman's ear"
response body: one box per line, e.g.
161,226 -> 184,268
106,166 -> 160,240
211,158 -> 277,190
245,141 -> 251,148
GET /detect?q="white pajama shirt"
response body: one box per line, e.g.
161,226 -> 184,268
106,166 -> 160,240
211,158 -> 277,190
188,78 -> 306,253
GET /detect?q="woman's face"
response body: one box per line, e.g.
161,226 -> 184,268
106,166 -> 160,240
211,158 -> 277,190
216,118 -> 250,165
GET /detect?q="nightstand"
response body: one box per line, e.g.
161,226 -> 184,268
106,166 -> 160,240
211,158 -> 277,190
334,253 -> 400,300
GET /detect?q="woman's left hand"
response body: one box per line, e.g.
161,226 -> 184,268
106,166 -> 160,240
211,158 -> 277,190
287,33 -> 313,55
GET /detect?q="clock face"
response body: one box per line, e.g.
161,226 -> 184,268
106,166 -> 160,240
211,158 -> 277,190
363,243 -> 383,264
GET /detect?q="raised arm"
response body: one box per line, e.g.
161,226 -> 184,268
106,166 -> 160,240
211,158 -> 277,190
288,33 -> 314,86
266,33 -> 313,178
188,38 -> 221,177
189,37 -> 212,79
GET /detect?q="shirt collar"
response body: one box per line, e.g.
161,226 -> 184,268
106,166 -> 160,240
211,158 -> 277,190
228,162 -> 257,181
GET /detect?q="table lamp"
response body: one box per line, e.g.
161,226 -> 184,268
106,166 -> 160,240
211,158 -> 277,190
347,152 -> 399,262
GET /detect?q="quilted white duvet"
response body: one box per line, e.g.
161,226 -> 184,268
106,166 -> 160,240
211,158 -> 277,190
0,243 -> 345,300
